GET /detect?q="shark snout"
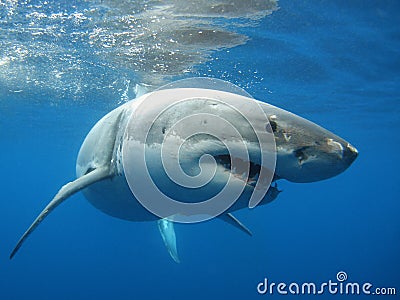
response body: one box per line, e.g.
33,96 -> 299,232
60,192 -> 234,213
343,143 -> 358,165
326,138 -> 358,165
274,136 -> 358,183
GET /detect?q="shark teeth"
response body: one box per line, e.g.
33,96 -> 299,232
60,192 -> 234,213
214,154 -> 261,185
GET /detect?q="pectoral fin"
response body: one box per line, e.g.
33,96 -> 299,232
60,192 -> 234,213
10,166 -> 112,259
157,218 -> 180,263
220,213 -> 253,236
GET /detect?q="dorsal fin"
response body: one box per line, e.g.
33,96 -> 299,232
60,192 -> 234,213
10,166 -> 111,259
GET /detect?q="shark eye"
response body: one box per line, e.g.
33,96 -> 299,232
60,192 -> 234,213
270,120 -> 277,132
266,120 -> 277,133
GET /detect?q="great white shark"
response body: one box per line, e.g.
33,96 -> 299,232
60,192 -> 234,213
10,88 -> 358,262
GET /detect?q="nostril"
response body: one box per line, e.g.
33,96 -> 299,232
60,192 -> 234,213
344,144 -> 358,162
347,143 -> 358,155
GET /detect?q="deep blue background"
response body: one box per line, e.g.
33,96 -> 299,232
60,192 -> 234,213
1,1 -> 399,299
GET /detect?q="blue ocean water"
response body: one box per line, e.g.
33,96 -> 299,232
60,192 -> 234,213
1,1 -> 399,299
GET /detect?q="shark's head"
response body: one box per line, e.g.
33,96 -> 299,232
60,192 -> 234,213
128,91 -> 358,190
266,108 -> 358,183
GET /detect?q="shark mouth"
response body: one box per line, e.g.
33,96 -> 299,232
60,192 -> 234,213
214,154 -> 262,186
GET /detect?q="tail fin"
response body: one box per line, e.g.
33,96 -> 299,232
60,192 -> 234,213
10,166 -> 111,259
